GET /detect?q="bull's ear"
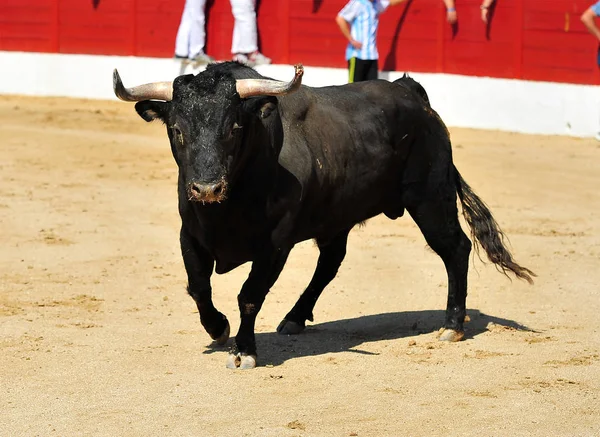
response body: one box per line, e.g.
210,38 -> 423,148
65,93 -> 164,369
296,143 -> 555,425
135,100 -> 169,123
243,96 -> 278,120
259,102 -> 277,119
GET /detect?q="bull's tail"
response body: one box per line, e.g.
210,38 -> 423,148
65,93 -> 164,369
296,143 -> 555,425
454,166 -> 536,284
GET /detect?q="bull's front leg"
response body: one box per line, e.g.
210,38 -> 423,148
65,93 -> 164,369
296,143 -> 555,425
278,228 -> 351,335
181,226 -> 230,345
227,247 -> 290,369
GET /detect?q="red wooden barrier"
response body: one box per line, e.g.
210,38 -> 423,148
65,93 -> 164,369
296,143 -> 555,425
0,0 -> 598,84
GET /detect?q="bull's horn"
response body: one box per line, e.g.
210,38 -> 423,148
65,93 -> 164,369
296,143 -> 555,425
113,69 -> 173,102
236,64 -> 304,98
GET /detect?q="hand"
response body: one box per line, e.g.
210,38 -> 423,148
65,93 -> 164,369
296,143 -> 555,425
481,7 -> 489,23
446,10 -> 457,24
350,39 -> 363,49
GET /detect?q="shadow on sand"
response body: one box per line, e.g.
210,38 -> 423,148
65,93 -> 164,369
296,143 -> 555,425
205,309 -> 534,367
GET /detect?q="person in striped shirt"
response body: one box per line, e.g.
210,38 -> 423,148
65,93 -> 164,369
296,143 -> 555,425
336,0 -> 409,83
581,1 -> 600,43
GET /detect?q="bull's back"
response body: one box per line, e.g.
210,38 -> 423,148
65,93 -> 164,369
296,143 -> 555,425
277,82 -> 424,237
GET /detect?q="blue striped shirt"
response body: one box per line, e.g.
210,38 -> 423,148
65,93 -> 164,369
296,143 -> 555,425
592,1 -> 600,15
338,0 -> 390,61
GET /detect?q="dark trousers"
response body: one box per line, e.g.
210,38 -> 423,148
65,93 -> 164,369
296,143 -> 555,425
348,58 -> 378,83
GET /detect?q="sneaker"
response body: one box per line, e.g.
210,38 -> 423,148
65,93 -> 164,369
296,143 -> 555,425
174,54 -> 191,65
248,51 -> 271,65
190,52 -> 215,67
233,53 -> 254,67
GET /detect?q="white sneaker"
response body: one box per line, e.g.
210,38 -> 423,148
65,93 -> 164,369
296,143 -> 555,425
249,51 -> 271,65
233,53 -> 254,67
190,52 -> 215,67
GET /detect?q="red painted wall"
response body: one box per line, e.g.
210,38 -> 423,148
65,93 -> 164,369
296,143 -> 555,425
1,0 -> 598,85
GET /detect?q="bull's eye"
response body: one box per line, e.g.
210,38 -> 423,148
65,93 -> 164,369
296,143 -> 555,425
227,122 -> 243,141
171,125 -> 184,145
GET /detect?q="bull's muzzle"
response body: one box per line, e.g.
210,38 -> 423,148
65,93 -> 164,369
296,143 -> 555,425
188,180 -> 227,203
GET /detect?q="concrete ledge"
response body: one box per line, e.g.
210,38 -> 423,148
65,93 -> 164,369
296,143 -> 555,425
3,51 -> 598,138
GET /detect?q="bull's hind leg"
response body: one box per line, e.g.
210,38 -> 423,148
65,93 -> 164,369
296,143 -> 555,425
181,227 -> 230,345
405,186 -> 472,341
277,228 -> 351,335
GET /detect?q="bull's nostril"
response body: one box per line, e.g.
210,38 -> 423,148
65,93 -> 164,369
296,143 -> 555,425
191,183 -> 202,195
189,181 -> 225,202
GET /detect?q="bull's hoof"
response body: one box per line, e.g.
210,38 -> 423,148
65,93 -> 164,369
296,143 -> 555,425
226,352 -> 257,369
438,328 -> 464,342
276,319 -> 305,335
213,320 -> 230,346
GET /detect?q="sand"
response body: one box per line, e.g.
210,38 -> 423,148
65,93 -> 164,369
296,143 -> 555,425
1,95 -> 599,436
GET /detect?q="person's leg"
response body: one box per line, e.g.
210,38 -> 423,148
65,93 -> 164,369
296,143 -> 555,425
365,59 -> 378,80
347,58 -> 355,83
188,0 -> 207,58
174,0 -> 193,58
230,0 -> 258,55
348,58 -> 370,83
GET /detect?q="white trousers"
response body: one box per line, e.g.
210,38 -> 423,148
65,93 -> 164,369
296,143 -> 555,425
230,0 -> 258,54
175,0 -> 207,58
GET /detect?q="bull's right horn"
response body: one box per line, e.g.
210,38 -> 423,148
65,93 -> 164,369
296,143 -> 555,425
113,69 -> 173,102
236,64 -> 304,98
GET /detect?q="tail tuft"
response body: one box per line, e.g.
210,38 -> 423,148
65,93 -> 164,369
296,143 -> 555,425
455,167 -> 536,284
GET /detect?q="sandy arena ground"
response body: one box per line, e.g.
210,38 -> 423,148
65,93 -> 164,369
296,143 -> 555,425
1,95 -> 599,436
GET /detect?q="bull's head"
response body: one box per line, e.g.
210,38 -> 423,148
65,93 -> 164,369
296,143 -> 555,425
113,63 -> 303,203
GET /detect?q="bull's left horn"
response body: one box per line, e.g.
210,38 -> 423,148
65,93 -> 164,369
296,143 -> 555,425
113,69 -> 173,102
236,64 -> 304,98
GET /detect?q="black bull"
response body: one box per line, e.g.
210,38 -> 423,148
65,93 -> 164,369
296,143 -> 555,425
113,62 -> 534,369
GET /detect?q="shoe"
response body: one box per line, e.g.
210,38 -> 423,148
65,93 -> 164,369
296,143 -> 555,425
595,132 -> 600,141
248,51 -> 271,65
174,54 -> 191,65
233,53 -> 254,67
190,52 -> 215,67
